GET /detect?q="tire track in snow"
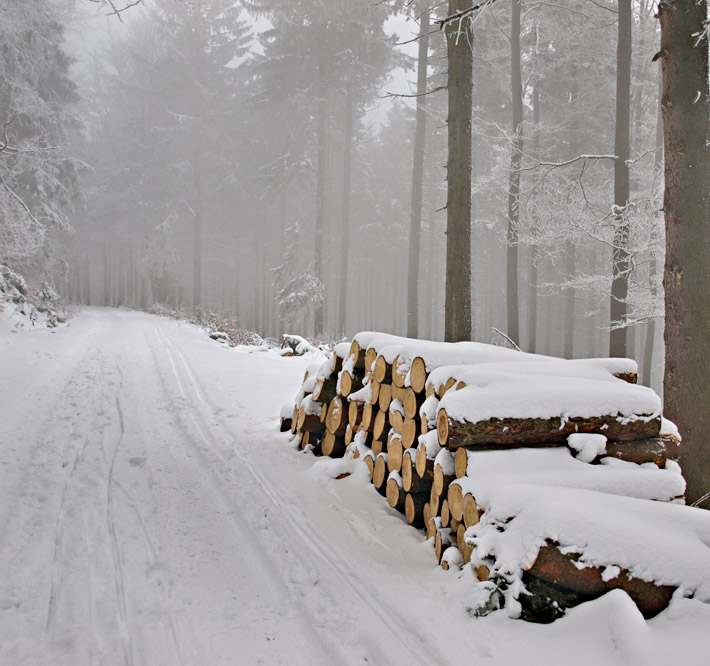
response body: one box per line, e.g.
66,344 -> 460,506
150,322 -> 447,666
106,394 -> 135,666
145,324 -> 351,664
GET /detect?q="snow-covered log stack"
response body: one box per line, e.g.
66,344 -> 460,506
281,331 -> 706,622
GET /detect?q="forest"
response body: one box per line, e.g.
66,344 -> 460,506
0,0 -> 709,504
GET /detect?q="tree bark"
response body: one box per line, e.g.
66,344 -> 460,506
609,0 -> 632,357
659,0 -> 710,506
407,6 -> 430,339
444,0 -> 473,342
314,57 -> 328,334
337,83 -> 353,336
438,408 -> 660,448
507,0 -> 523,347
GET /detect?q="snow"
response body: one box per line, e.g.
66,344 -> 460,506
465,483 -> 710,607
458,447 -> 685,504
1,307 -> 709,666
439,365 -> 661,424
428,357 -> 639,392
568,433 -> 608,463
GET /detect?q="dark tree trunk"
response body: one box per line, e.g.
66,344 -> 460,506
407,6 -> 430,339
337,84 -> 354,337
314,65 -> 328,335
610,0 -> 632,357
659,0 -> 710,506
506,0 -> 523,347
444,0 -> 473,342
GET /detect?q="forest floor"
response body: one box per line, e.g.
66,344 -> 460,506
0,306 -> 709,666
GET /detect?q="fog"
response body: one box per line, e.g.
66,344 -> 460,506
2,0 -> 664,389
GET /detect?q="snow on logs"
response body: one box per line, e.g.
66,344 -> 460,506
281,332 -> 699,621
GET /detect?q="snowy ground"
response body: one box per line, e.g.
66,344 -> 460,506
0,307 -> 708,666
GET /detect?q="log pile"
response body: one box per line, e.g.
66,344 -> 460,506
282,332 -> 691,622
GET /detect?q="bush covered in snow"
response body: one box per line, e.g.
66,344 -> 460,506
0,264 -> 68,329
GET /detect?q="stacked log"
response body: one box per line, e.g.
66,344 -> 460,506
281,331 -> 689,621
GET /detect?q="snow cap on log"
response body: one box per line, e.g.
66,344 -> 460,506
464,482 -> 710,615
437,365 -> 661,448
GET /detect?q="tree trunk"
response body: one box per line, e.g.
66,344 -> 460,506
659,0 -> 710,507
528,84 -> 540,354
338,84 -> 353,337
609,0 -> 632,357
444,0 -> 473,342
314,59 -> 328,335
562,243 -> 575,358
407,6 -> 430,339
506,0 -> 523,347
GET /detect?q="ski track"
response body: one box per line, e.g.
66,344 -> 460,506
147,323 -> 446,666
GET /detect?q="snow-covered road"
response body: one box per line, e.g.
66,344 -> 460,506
1,308 -> 709,666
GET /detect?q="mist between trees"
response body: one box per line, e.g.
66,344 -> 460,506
1,0 -> 669,393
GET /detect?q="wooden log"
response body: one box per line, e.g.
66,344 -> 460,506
374,355 -> 392,384
313,376 -> 338,404
290,406 -> 299,434
525,542 -> 676,619
429,484 -> 441,517
373,453 -> 388,493
387,434 -> 404,474
300,430 -> 321,453
364,347 -> 379,375
450,516 -> 461,534
462,493 -> 480,528
440,377 -> 458,398
435,528 -> 455,563
326,397 -> 348,436
401,387 -> 423,420
401,418 -> 418,449
369,379 -> 381,406
402,449 -> 433,494
348,400 -> 364,430
454,447 -> 469,479
362,403 -> 374,432
341,370 -> 365,398
322,432 -> 346,458
440,499 -> 451,528
373,409 -> 390,441
363,452 -> 375,480
476,565 -> 490,582
438,408 -> 661,449
407,357 -> 428,393
348,340 -> 366,370
405,492 -> 428,526
386,474 -> 406,512
602,438 -> 669,467
425,515 -> 439,540
448,482 -> 464,522
415,442 -> 436,480
456,523 -> 473,564
390,407 -> 404,433
330,349 -> 345,376
392,355 -> 407,388
426,384 -> 436,400
344,424 -> 354,447
371,438 -> 386,456
298,405 -> 325,435
433,450 -> 455,496
378,383 -> 393,412
280,415 -> 293,433
615,372 -> 637,384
